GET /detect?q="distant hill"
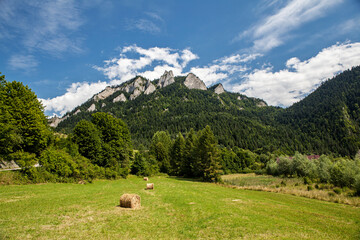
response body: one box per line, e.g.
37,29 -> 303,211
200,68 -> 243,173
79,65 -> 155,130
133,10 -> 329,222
54,67 -> 360,156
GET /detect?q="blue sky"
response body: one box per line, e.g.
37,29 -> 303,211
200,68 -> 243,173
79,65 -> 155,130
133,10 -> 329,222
1,0 -> 360,116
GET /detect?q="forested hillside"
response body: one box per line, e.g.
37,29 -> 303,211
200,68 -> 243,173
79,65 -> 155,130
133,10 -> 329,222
56,67 -> 360,157
279,66 -> 360,156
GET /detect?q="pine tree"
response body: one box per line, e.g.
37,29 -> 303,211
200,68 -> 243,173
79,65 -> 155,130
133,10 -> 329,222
170,132 -> 185,175
194,125 -> 222,182
181,128 -> 197,177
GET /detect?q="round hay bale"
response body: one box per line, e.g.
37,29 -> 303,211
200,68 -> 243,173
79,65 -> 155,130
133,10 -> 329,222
143,177 -> 148,181
120,194 -> 141,209
146,183 -> 154,190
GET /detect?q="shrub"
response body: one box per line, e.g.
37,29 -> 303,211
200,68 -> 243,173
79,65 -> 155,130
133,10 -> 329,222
266,159 -> 278,176
277,156 -> 293,177
333,188 -> 342,195
328,192 -> 335,197
330,158 -> 357,188
354,174 -> 360,196
307,185 -> 313,191
303,176 -> 312,185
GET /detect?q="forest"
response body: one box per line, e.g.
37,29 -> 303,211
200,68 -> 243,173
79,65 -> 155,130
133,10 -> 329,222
0,67 -> 360,194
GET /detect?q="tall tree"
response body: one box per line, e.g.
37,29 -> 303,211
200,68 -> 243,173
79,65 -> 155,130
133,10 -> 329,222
0,74 -> 50,157
73,120 -> 102,165
195,125 -> 222,182
181,128 -> 197,177
91,112 -> 132,170
170,132 -> 185,175
150,131 -> 172,173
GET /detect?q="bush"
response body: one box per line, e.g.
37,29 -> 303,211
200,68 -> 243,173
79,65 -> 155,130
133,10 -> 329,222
303,176 -> 312,185
333,188 -> 342,195
330,158 -> 357,188
307,185 -> 313,191
277,156 -> 293,176
266,159 -> 278,176
354,174 -> 360,196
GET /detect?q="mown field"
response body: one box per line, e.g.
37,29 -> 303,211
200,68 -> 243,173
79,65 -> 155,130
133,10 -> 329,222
0,176 -> 359,240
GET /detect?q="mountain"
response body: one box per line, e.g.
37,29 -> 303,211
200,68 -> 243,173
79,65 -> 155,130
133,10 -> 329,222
53,67 -> 360,156
278,66 -> 360,156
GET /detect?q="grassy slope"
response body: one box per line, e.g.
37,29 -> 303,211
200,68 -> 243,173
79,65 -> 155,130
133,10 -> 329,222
0,176 -> 359,240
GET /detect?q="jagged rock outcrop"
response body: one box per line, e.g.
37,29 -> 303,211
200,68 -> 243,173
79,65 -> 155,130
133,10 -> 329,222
122,77 -> 147,93
256,101 -> 267,107
214,83 -> 225,94
237,96 -> 242,100
184,73 -> 207,90
144,81 -> 156,95
74,109 -> 81,115
87,103 -> 96,112
93,86 -> 120,101
102,103 -> 106,108
113,93 -> 127,103
48,115 -> 69,128
130,88 -> 142,100
158,70 -> 175,88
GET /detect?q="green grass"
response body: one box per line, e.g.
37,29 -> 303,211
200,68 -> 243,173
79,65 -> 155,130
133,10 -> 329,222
1,176 -> 359,239
222,173 -> 360,206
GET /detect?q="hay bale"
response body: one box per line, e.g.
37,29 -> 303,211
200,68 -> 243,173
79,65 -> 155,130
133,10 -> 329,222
120,194 -> 141,209
143,177 -> 148,181
146,183 -> 154,190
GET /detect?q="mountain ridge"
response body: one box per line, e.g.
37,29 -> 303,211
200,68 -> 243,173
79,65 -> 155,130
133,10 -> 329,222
53,66 -> 360,156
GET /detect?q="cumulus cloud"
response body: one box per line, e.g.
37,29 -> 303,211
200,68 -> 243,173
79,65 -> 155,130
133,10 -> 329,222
232,42 -> 360,106
8,54 -> 39,71
40,81 -> 108,116
95,45 -> 199,83
190,53 -> 260,86
235,0 -> 342,52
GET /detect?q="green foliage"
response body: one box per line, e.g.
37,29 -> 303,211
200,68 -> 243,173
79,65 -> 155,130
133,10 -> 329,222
170,133 -> 185,175
131,151 -> 159,176
73,120 -> 102,164
150,131 -> 172,173
0,74 -> 50,157
194,126 -> 222,182
329,158 -> 357,188
73,113 -> 132,177
354,174 -> 360,196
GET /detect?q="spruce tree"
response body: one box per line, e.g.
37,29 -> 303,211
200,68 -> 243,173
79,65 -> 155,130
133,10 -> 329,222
170,132 -> 185,175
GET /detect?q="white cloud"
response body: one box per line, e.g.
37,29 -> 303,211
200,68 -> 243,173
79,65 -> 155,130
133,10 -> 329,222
95,45 -> 199,83
40,81 -> 108,116
235,0 -> 342,52
190,53 -> 260,86
43,46 -> 199,116
8,55 -> 39,71
0,0 -> 83,57
232,42 -> 360,106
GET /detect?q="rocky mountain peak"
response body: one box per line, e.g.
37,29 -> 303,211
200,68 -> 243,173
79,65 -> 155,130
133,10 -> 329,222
158,70 -> 175,88
214,83 -> 225,94
184,73 -> 207,90
93,86 -> 119,101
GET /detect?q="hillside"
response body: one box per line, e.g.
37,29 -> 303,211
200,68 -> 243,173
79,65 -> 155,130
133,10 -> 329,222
279,66 -> 360,156
54,67 -> 360,156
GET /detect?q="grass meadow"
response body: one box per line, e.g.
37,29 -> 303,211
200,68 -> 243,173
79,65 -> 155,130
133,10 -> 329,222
0,175 -> 359,239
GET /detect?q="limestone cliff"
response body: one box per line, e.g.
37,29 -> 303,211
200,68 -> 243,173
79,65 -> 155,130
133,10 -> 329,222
184,73 -> 207,90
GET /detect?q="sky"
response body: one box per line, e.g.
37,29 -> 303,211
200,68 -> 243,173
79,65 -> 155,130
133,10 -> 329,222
0,0 -> 360,116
